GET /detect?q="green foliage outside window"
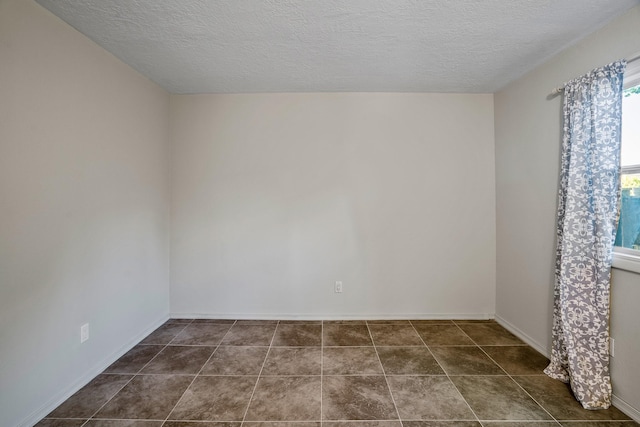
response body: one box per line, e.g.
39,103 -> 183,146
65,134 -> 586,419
624,86 -> 640,97
621,175 -> 640,188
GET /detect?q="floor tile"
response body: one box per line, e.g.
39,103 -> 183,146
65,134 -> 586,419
235,320 -> 279,325
140,323 -> 188,345
95,374 -> 193,420
456,323 -> 524,346
191,319 -> 236,324
560,423 -> 639,426
170,323 -> 231,346
323,320 -> 367,325
245,376 -> 321,421
84,421 -> 164,427
430,346 -> 505,375
244,423 -> 320,427
46,374 -> 132,418
368,325 -> 424,346
279,320 -> 323,324
164,422 -> 240,427
409,320 -> 455,325
220,325 -> 276,346
262,347 -> 321,375
103,345 -> 164,374
451,376 -> 552,421
482,346 -> 549,375
387,375 -> 476,420
413,325 -> 475,346
367,320 -> 412,325
481,423 -> 560,426
165,319 -> 194,325
323,347 -> 383,375
322,375 -> 397,420
377,346 -> 444,375
140,345 -> 214,375
323,324 -> 373,346
403,422 -> 482,427
163,422 -> 240,427
514,376 -> 632,421
34,420 -> 87,427
454,319 -> 497,324
324,423 -> 402,427
272,324 -> 322,346
36,319 -> 637,427
168,376 -> 257,421
200,346 -> 268,376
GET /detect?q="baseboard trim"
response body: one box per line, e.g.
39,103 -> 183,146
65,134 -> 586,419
612,395 -> 640,422
169,312 -> 495,321
494,314 -> 640,423
494,314 -> 550,357
19,313 -> 169,427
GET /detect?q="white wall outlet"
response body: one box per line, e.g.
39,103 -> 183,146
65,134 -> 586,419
80,323 -> 89,343
334,281 -> 343,293
610,338 -> 615,357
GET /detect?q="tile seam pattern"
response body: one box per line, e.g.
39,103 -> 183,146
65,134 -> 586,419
451,320 -> 560,425
36,318 -> 637,426
365,320 -> 404,425
239,320 -> 280,426
411,319 -> 483,425
78,319 -> 196,427
161,319 -> 235,424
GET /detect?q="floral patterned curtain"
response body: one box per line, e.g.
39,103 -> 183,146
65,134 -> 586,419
544,60 -> 626,409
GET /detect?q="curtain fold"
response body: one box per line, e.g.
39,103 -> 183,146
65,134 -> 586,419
544,60 -> 626,410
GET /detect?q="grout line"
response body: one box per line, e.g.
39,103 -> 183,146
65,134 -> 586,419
451,322 -> 561,426
239,320 -> 280,426
411,322 -> 484,426
365,322 -> 405,427
160,319 -> 236,425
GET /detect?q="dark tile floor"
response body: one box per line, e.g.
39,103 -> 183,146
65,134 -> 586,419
36,319 -> 638,427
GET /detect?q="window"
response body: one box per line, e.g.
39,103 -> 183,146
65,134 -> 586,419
615,83 -> 640,249
613,58 -> 640,272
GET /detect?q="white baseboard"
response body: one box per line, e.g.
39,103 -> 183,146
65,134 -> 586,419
169,312 -> 495,321
20,313 -> 169,427
494,314 -> 550,357
495,314 -> 640,423
612,395 -> 640,422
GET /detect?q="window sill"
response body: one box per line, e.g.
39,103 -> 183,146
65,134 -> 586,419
612,250 -> 640,274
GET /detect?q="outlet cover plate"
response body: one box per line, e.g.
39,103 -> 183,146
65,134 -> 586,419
80,323 -> 89,343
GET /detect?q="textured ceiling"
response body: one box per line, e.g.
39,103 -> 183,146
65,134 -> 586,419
36,0 -> 639,94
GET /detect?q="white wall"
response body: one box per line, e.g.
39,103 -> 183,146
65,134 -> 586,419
495,5 -> 640,417
0,1 -> 171,426
170,93 -> 496,319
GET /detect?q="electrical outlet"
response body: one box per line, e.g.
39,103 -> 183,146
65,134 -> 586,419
610,338 -> 615,357
334,281 -> 343,293
80,323 -> 89,343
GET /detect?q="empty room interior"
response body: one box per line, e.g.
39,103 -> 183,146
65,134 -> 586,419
2,0 -> 640,426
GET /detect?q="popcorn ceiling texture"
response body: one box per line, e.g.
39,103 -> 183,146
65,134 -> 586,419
36,0 -> 639,94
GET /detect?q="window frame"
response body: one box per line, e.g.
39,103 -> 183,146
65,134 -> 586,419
612,57 -> 640,274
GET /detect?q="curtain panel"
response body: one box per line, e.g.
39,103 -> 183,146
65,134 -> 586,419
544,60 -> 626,410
